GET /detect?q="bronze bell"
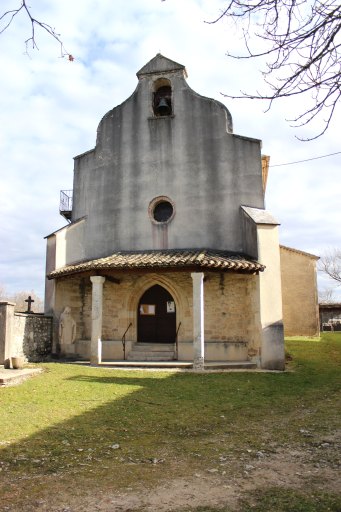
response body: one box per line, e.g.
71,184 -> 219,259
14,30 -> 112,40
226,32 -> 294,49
156,97 -> 171,116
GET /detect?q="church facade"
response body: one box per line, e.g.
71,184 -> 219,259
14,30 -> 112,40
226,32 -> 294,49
45,54 -> 290,369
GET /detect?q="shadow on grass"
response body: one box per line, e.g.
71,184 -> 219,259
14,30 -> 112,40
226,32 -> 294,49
0,334 -> 340,508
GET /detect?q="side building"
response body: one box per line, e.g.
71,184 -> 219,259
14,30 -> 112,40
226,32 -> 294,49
280,246 -> 320,337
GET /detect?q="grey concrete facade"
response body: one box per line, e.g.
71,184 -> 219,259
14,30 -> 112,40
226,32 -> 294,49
69,54 -> 264,262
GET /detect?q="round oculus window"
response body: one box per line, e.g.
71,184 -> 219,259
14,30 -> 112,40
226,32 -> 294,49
149,197 -> 175,224
153,201 -> 173,222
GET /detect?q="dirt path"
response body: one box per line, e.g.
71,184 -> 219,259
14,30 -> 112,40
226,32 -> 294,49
3,435 -> 339,512
84,446 -> 340,512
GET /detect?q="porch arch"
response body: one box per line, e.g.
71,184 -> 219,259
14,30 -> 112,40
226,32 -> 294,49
137,284 -> 176,343
124,273 -> 189,342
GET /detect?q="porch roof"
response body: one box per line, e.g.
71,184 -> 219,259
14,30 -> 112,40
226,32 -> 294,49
48,249 -> 265,279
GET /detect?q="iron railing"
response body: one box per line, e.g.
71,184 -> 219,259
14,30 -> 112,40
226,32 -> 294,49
121,322 -> 132,360
174,321 -> 181,360
60,190 -> 73,220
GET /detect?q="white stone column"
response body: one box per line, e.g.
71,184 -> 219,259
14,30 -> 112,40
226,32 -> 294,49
90,276 -> 105,365
191,272 -> 205,370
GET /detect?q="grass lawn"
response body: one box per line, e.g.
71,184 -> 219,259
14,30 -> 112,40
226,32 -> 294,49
0,332 -> 340,511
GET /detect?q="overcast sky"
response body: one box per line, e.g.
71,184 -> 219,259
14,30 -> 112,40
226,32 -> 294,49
0,0 -> 340,302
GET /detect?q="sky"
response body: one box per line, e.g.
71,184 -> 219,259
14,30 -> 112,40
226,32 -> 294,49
0,0 -> 340,302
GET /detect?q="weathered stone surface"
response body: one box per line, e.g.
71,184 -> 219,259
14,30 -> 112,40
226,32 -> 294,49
13,313 -> 53,362
280,246 -> 320,336
0,302 -> 52,364
59,54 -> 264,262
52,271 -> 258,361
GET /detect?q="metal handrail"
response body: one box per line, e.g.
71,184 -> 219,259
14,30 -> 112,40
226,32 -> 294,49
174,321 -> 181,360
121,322 -> 132,360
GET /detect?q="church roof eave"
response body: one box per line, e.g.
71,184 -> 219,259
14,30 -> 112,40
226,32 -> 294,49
47,249 -> 265,280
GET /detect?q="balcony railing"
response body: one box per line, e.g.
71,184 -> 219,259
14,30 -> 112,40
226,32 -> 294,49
60,190 -> 73,221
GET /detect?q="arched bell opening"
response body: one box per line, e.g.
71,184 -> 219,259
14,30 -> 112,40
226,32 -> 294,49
137,284 -> 176,343
153,79 -> 172,117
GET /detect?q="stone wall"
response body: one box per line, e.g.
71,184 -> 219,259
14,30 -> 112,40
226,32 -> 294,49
0,302 -> 52,366
280,246 -> 319,336
13,313 -> 53,361
54,271 -> 257,360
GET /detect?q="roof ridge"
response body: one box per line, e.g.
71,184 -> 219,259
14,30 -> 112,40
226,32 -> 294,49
280,245 -> 319,259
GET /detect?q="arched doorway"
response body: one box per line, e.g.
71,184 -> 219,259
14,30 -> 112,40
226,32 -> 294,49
137,285 -> 176,343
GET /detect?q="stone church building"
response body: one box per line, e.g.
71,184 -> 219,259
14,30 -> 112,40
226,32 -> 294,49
45,54 -> 319,370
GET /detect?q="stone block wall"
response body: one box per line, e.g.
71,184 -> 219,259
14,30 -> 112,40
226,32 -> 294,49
13,313 -> 53,361
280,246 -> 319,336
204,273 -> 255,342
0,302 -> 53,366
54,271 -> 257,359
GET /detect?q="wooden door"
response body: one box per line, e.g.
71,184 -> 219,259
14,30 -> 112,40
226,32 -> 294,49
138,285 -> 176,343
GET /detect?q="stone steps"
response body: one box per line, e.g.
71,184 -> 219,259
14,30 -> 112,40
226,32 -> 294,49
126,353 -> 176,361
123,343 -> 257,367
130,343 -> 175,351
127,343 -> 175,361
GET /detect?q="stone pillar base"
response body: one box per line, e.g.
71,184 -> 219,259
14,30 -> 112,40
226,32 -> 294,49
193,356 -> 204,371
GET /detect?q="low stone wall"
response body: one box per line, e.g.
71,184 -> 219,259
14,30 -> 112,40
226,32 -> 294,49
13,313 -> 53,361
0,302 -> 53,367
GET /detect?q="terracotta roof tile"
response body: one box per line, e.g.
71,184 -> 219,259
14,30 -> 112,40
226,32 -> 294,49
48,249 -> 265,279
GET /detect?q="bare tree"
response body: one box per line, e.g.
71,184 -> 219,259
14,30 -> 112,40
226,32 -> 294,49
206,0 -> 341,140
319,249 -> 341,294
10,290 -> 44,313
0,284 -> 43,312
318,287 -> 335,304
0,283 -> 8,301
0,0 -> 73,60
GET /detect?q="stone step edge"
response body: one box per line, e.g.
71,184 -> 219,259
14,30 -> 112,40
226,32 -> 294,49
99,361 -> 257,369
130,344 -> 175,351
127,355 -> 175,361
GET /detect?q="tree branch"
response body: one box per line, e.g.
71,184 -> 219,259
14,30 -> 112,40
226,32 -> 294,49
0,1 -> 73,60
319,249 -> 341,285
206,0 -> 341,139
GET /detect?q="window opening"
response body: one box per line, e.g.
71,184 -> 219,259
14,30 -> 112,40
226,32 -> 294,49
153,85 -> 172,117
153,201 -> 173,222
148,196 -> 175,224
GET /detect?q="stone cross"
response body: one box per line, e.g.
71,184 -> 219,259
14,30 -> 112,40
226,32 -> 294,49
25,295 -> 35,313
